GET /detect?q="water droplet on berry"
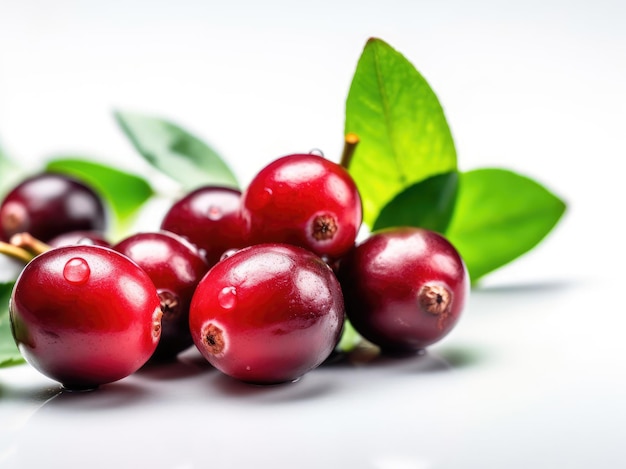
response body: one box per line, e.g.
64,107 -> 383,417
207,205 -> 223,220
248,186 -> 273,211
220,248 -> 239,261
259,187 -> 273,206
218,286 -> 238,309
309,148 -> 325,157
63,257 -> 91,284
76,237 -> 96,246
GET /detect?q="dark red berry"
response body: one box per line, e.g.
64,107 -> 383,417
160,186 -> 246,267
9,245 -> 162,390
240,153 -> 362,260
337,227 -> 469,353
113,231 -> 209,361
189,243 -> 345,384
0,172 -> 106,243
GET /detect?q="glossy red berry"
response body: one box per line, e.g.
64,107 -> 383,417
160,186 -> 246,267
189,243 -> 345,384
113,231 -> 209,361
338,227 -> 469,353
9,245 -> 162,390
0,172 -> 106,243
240,153 -> 362,260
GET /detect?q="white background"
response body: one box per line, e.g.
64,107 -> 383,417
1,1 -> 625,468
1,0 -> 624,282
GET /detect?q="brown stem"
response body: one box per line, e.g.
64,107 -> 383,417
340,133 -> 360,169
0,241 -> 35,263
10,233 -> 52,257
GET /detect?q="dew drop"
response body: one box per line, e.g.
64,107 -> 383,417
76,237 -> 96,246
218,286 -> 237,310
309,148 -> 325,157
207,205 -> 223,221
248,186 -> 273,210
63,257 -> 91,285
255,187 -> 273,208
220,248 -> 239,262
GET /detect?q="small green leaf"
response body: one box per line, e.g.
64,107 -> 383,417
345,38 -> 457,227
0,281 -> 24,367
445,168 -> 567,283
373,171 -> 459,234
46,158 -> 154,236
335,319 -> 363,353
114,111 -> 239,191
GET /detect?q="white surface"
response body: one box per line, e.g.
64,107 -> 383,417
1,1 -> 625,468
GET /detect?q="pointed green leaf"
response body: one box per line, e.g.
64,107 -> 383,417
0,281 -> 24,367
373,171 -> 459,234
45,158 -> 154,236
445,168 -> 567,283
345,38 -> 457,227
115,111 -> 238,190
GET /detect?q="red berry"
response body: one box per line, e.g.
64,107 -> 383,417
160,186 -> 246,266
189,243 -> 345,384
240,154 -> 362,260
0,173 -> 106,243
113,231 -> 209,361
338,227 -> 469,352
9,245 -> 162,390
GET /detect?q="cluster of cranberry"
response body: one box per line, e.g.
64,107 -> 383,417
0,152 -> 469,391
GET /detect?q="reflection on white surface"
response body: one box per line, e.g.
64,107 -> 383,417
1,278 -> 624,468
2,348 -> 456,468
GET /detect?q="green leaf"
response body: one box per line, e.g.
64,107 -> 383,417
373,171 -> 459,234
445,168 -> 567,283
114,111 -> 239,191
0,281 -> 24,367
335,319 -> 363,353
45,158 -> 155,237
345,38 -> 457,227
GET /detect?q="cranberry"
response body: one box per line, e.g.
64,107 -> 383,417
0,172 -> 106,243
113,231 -> 209,361
337,227 -> 469,353
189,243 -> 344,384
240,153 -> 362,261
47,230 -> 111,248
160,186 -> 246,266
9,245 -> 162,390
